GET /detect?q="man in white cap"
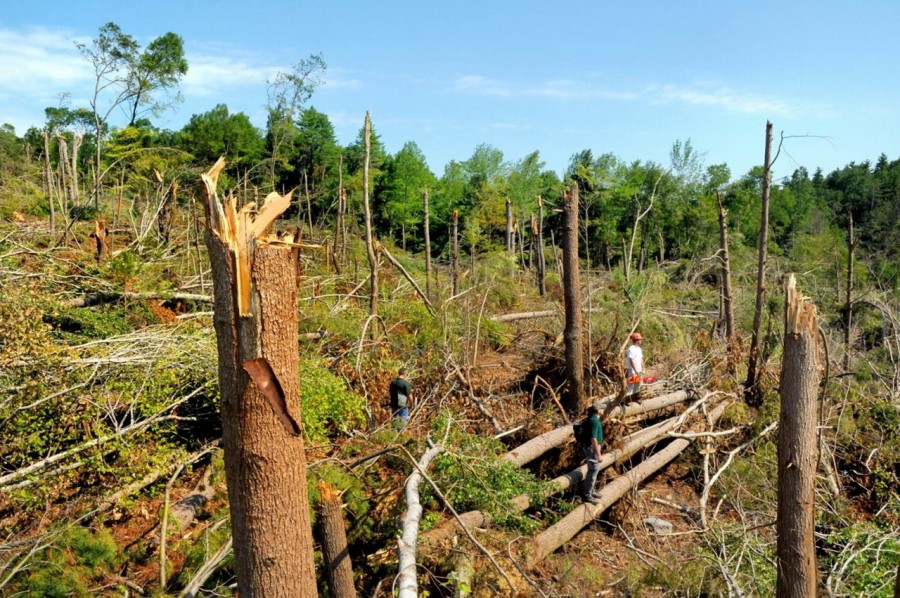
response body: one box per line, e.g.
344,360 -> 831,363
625,332 -> 644,398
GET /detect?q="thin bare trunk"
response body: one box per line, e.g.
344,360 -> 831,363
776,274 -> 820,598
423,189 -> 432,300
333,155 -> 344,273
844,211 -> 855,371
56,135 -> 73,210
746,120 -> 773,405
537,196 -> 546,295
451,210 -> 460,296
70,132 -> 82,205
201,159 -> 316,598
43,130 -> 56,232
717,192 -> 735,341
505,197 -> 513,253
362,112 -> 378,316
562,183 -> 586,412
398,445 -> 444,598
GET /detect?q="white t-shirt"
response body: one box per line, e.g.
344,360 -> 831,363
625,344 -> 644,376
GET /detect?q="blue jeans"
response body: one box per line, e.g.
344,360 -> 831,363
392,407 -> 409,429
582,445 -> 600,497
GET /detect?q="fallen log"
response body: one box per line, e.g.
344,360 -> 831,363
502,390 -> 691,467
423,408 -> 696,549
398,445 -> 444,598
66,290 -> 214,308
489,310 -> 556,323
523,401 -> 728,568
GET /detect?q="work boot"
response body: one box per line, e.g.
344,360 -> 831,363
581,494 -> 599,505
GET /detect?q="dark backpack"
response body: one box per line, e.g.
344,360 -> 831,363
573,416 -> 593,446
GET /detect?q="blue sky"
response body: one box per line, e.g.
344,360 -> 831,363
2,1 -> 898,181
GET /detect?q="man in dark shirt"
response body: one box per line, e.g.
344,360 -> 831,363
579,405 -> 604,504
389,367 -> 412,429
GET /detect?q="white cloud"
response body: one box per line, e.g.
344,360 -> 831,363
0,27 -> 91,95
453,75 -> 512,97
181,54 -> 281,96
650,83 -> 796,116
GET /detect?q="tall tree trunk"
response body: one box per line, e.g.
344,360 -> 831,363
717,192 -> 735,342
333,155 -> 345,273
844,210 -> 855,371
201,159 -> 317,598
362,112 -> 378,316
423,189 -> 432,301
776,274 -> 820,598
315,481 -> 357,598
56,135 -> 73,211
746,120 -> 774,406
562,183 -> 586,412
505,197 -> 513,253
451,210 -> 460,296
536,196 -> 546,296
401,222 -> 407,251
43,129 -> 56,233
70,132 -> 82,205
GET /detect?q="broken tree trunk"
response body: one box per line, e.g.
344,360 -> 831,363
170,466 -> 216,531
316,481 -> 357,598
362,112 -> 378,316
201,158 -> 316,598
523,401 -> 728,568
398,445 -> 445,598
776,274 -> 820,598
423,189 -> 432,301
90,220 -> 110,262
562,183 -> 586,412
66,290 -> 214,308
746,121 -> 774,406
502,390 -> 692,467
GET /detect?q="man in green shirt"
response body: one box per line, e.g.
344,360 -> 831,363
389,367 -> 412,429
579,405 -> 604,505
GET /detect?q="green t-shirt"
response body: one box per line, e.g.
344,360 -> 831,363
586,414 -> 603,444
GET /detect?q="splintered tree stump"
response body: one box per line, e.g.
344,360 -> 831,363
201,158 -> 316,598
776,274 -> 821,598
316,481 -> 357,598
91,219 -> 110,262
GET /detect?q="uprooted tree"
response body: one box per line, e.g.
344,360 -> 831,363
201,158 -> 317,597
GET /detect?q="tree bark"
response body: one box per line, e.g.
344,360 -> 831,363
70,132 -> 82,205
332,155 -> 344,274
746,120 -> 774,406
505,197 -> 513,254
91,219 -> 110,262
536,197 -> 547,295
315,481 -> 357,598
451,210 -> 460,296
201,159 -> 317,598
776,274 -> 820,598
362,112 -> 378,316
56,134 -> 72,212
423,189 -> 432,301
562,183 -> 586,412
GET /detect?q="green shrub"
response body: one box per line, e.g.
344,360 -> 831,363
300,356 -> 366,442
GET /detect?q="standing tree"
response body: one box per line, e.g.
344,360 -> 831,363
423,188 -> 432,300
362,112 -> 379,316
844,210 -> 857,371
716,191 -> 736,343
746,121 -> 774,405
776,274 -> 821,598
536,196 -> 547,296
201,159 -> 317,597
562,182 -> 586,412
76,22 -> 187,205
265,54 -> 325,190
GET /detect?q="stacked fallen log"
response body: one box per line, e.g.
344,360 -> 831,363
522,400 -> 729,568
422,393 -> 710,549
502,389 -> 692,467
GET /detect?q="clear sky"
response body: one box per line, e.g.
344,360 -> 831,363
2,1 -> 898,181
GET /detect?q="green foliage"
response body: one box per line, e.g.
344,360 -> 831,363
19,526 -> 119,597
427,415 -> 545,533
300,356 -> 366,442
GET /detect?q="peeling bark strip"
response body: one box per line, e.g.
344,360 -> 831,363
242,358 -> 301,435
201,158 -> 317,598
776,275 -> 820,598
